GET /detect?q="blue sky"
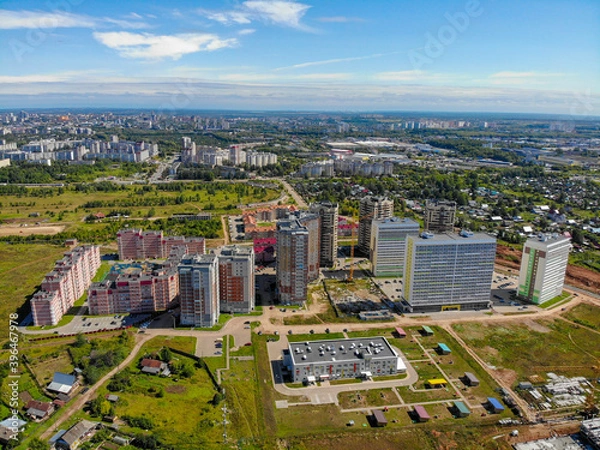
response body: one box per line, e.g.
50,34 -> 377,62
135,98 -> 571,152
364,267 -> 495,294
0,0 -> 598,113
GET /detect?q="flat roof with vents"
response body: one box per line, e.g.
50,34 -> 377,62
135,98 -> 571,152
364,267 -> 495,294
288,336 -> 398,365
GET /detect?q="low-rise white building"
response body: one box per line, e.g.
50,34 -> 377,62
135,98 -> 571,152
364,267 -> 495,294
282,337 -> 406,383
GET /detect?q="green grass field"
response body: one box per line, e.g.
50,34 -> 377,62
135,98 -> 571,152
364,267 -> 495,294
454,318 -> 600,380
0,182 -> 280,225
0,243 -> 67,339
563,302 -> 600,330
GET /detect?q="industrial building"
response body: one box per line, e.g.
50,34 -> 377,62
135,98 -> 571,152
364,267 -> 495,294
358,196 -> 394,255
178,253 -> 220,327
283,337 -> 407,384
370,217 -> 419,277
276,218 -> 309,305
309,201 -> 339,268
518,234 -> 570,305
402,230 -> 496,312
424,199 -> 456,233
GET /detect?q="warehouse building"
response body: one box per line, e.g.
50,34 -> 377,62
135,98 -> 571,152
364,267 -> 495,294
282,337 -> 407,383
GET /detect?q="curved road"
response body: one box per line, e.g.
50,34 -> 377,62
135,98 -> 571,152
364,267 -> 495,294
33,284 -> 600,439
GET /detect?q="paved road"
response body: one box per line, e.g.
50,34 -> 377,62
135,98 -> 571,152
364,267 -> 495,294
279,178 -> 307,208
30,272 -> 600,437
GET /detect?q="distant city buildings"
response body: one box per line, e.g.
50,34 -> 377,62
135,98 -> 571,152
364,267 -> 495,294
424,199 -> 456,233
276,218 -> 309,305
370,217 -> 420,277
181,138 -> 277,168
358,196 -> 394,255
309,201 -> 339,268
518,234 -> 570,304
402,231 -> 496,312
32,246 -> 101,326
0,136 -> 158,164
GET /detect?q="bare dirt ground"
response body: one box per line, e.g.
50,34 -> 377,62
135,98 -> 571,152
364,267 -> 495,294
496,244 -> 600,294
0,224 -> 65,236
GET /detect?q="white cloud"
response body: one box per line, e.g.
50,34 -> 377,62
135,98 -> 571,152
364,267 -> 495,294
296,73 -> 351,80
93,32 -> 238,60
0,70 -> 106,83
199,1 -> 311,30
101,17 -> 150,29
0,9 -> 96,29
238,28 -> 256,35
275,53 -> 387,71
0,9 -> 149,29
488,71 -> 565,85
374,70 -> 428,82
0,78 -> 596,115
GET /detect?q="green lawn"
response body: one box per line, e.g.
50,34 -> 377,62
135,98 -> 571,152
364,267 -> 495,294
286,332 -> 345,343
538,291 -> 571,309
0,243 -> 67,339
142,336 -> 197,355
92,262 -> 111,282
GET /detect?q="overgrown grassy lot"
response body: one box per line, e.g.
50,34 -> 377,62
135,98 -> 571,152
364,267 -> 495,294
453,317 -> 600,380
0,243 -> 66,338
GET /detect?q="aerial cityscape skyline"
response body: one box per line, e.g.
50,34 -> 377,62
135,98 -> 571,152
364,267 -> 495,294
1,1 -> 600,449
0,0 -> 598,113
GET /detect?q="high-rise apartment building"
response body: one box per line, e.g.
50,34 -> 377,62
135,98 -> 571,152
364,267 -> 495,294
403,230 -> 496,312
32,245 -> 101,326
358,196 -> 394,255
217,246 -> 255,313
276,219 -> 309,305
370,217 -> 420,277
293,211 -> 320,282
179,254 -> 220,327
424,199 -> 456,233
518,234 -> 570,304
309,201 -> 339,268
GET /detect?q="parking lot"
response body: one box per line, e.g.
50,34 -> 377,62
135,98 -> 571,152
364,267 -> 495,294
56,312 -> 153,334
228,215 -> 246,241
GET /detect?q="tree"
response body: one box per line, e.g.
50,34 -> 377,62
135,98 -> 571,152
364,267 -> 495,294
572,228 -> 584,245
28,438 -> 48,450
74,333 -> 87,348
159,347 -> 172,362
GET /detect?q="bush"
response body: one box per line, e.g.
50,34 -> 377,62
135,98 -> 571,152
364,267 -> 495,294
126,416 -> 154,430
